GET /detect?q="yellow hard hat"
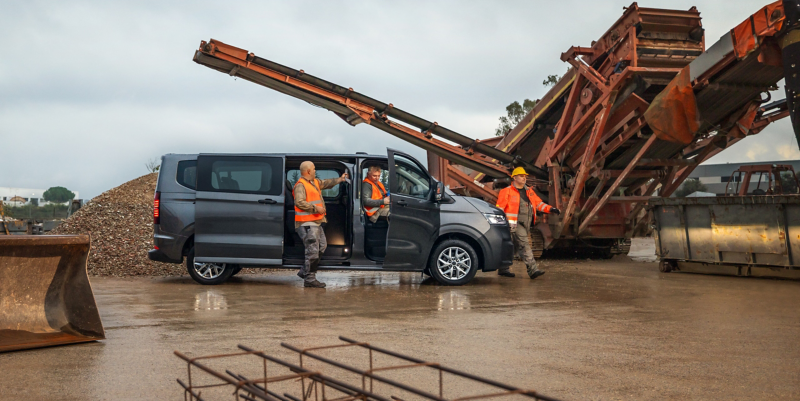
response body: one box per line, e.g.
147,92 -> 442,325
511,167 -> 528,177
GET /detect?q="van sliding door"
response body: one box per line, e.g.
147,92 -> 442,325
195,155 -> 285,265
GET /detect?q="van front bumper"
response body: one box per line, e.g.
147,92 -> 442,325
481,224 -> 514,271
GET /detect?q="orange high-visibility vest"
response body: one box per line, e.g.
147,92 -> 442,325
363,179 -> 387,216
294,178 -> 325,222
496,185 -> 551,224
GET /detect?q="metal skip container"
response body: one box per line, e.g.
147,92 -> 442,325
649,196 -> 800,278
0,235 -> 105,352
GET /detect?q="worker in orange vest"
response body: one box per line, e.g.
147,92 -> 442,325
495,167 -> 560,279
361,165 -> 391,223
293,161 -> 349,288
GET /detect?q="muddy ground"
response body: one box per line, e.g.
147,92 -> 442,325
2,239 -> 799,400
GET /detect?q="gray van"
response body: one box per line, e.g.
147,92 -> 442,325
147,149 -> 514,286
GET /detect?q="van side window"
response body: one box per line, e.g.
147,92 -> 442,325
197,156 -> 283,195
176,160 -> 197,190
393,155 -> 430,199
287,169 -> 340,198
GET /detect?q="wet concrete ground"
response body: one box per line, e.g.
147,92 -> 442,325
2,239 -> 800,400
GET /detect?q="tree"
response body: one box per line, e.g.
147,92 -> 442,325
43,186 -> 75,203
495,99 -> 538,136
542,74 -> 561,87
289,170 -> 300,184
145,158 -> 161,173
780,171 -> 799,194
673,178 -> 707,197
494,69 -> 569,137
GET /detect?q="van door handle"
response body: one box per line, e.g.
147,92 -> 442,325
258,199 -> 277,204
396,200 -> 408,206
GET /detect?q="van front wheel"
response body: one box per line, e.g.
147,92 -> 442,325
186,246 -> 234,285
428,239 -> 478,286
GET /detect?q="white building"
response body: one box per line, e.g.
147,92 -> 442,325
0,187 -> 79,206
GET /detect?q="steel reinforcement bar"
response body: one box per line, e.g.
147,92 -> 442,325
175,337 -> 563,401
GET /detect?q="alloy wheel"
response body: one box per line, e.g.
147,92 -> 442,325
194,262 -> 227,280
436,246 -> 472,281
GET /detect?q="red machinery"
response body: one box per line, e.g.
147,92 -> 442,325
724,164 -> 800,195
193,1 -> 800,256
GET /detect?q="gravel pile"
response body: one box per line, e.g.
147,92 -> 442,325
51,173 -> 186,277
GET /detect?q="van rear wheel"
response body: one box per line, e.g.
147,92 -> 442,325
428,239 -> 478,286
186,246 -> 235,285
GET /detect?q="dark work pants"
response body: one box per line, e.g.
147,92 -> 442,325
297,225 -> 327,283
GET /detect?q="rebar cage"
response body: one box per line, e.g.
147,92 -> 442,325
175,336 -> 562,401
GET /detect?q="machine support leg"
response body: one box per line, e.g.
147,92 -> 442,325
578,134 -> 657,235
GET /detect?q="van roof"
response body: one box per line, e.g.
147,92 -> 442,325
163,153 -> 387,158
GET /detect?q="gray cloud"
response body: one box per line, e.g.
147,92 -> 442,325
1,0 -> 793,198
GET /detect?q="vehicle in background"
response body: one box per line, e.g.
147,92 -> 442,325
147,149 -> 514,286
724,164 -> 800,196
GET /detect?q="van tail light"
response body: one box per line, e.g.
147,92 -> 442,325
154,191 -> 161,225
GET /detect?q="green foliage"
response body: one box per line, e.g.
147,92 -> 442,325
542,74 -> 561,87
5,204 -> 71,220
494,69 -> 568,137
780,171 -> 799,194
494,99 -> 538,137
43,186 -> 75,203
146,158 -> 161,173
674,178 -> 708,197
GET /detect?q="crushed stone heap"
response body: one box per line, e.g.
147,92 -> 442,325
51,173 -> 185,276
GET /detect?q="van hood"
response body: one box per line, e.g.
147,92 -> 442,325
463,197 -> 503,215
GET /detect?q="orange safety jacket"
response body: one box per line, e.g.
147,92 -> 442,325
363,179 -> 387,216
293,178 -> 325,222
496,185 -> 551,225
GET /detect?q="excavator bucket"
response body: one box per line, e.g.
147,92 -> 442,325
0,235 -> 105,352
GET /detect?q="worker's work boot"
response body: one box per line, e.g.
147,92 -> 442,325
297,270 -> 306,279
303,271 -> 326,288
527,263 -> 545,279
497,270 -> 515,278
304,280 -> 327,288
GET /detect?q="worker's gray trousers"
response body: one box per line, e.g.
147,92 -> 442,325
510,224 -> 539,274
298,225 -> 327,283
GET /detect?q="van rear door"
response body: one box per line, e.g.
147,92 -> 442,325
383,149 -> 440,270
195,155 -> 285,265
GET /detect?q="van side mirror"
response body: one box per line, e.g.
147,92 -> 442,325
435,181 -> 445,202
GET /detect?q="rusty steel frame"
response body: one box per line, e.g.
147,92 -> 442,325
191,1 -> 798,253
577,134 -> 658,235
175,337 -> 562,401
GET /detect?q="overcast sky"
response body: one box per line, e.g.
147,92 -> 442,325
2,0 -> 796,199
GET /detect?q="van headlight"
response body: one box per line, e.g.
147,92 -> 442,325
483,213 -> 507,225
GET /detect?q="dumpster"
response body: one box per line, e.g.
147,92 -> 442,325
649,196 -> 800,278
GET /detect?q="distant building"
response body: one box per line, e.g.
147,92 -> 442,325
687,160 -> 800,195
0,187 -> 80,206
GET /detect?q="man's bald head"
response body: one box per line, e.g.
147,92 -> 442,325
300,161 -> 316,180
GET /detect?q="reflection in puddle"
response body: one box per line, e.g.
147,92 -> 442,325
437,290 -> 471,311
194,290 -> 228,311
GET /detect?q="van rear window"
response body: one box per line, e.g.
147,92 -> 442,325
176,160 -> 197,190
197,156 -> 283,196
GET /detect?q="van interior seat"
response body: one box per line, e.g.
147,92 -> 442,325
219,177 -> 239,190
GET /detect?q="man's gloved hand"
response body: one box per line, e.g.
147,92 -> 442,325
550,207 -> 561,215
